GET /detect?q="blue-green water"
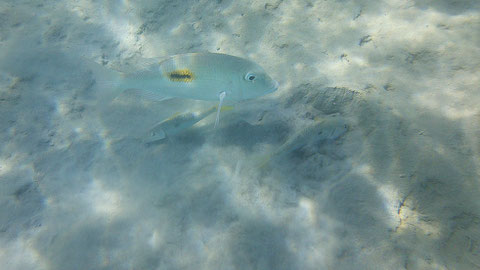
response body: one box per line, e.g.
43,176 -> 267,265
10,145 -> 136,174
1,1 -> 479,269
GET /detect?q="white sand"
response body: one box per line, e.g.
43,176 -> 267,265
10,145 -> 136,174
1,0 -> 480,269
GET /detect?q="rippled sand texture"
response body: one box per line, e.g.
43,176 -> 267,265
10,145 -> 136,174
0,0 -> 479,269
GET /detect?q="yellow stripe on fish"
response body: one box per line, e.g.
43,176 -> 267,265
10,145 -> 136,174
166,69 -> 195,83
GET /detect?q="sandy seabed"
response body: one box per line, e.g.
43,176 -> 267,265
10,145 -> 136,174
1,0 -> 480,269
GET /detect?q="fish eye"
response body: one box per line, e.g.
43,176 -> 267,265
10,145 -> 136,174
245,73 -> 256,81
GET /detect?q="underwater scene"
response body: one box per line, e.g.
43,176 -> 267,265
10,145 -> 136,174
1,0 -> 479,269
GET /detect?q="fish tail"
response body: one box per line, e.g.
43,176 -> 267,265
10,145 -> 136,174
83,60 -> 123,90
61,44 -> 127,104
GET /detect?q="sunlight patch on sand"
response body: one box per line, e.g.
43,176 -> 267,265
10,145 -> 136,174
0,236 -> 46,270
85,179 -> 123,219
298,197 -> 316,226
354,163 -> 402,228
0,157 -> 14,177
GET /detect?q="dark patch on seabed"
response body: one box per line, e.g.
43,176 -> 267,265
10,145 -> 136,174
285,84 -> 360,115
0,173 -> 44,240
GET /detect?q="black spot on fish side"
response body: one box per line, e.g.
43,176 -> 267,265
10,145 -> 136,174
166,69 -> 195,82
170,73 -> 191,79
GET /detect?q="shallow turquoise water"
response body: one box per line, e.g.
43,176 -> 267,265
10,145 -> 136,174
1,1 -> 480,269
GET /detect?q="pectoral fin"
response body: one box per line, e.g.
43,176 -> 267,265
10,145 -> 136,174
214,91 -> 227,129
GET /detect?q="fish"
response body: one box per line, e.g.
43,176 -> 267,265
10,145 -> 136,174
257,115 -> 349,168
100,52 -> 278,102
144,105 -> 234,143
94,52 -> 278,128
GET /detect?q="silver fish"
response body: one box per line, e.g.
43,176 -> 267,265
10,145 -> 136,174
104,52 -> 278,102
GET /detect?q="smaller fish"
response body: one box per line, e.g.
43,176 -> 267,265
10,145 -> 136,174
144,105 -> 234,143
258,115 -> 349,168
